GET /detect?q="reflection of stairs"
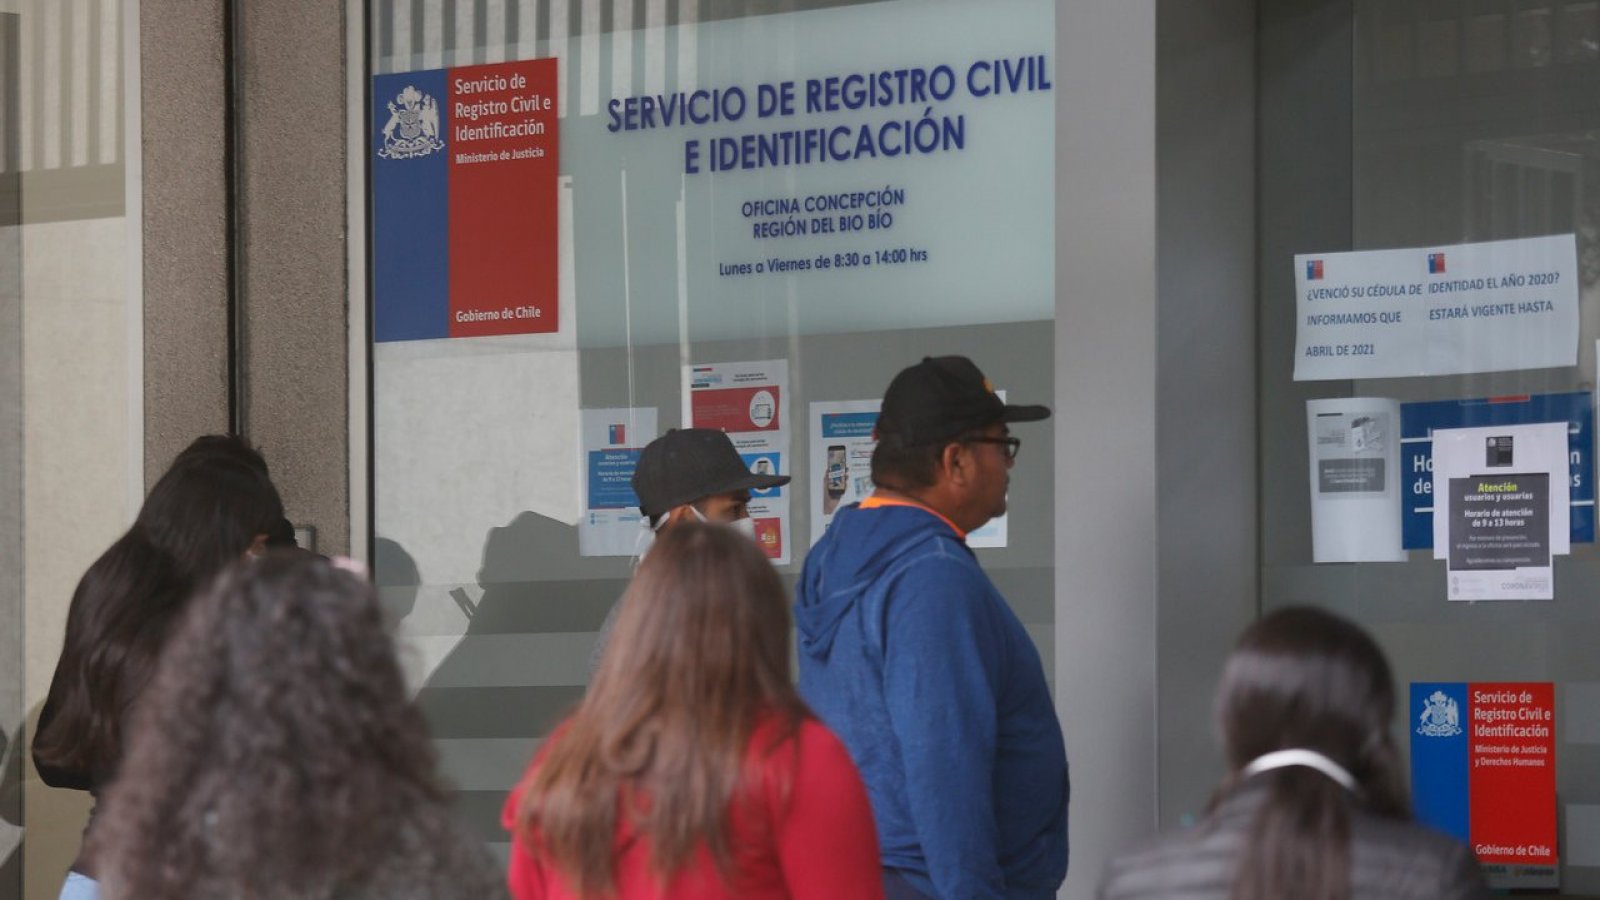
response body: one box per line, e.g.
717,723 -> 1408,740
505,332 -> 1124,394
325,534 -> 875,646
1464,131 -> 1600,378
403,575 -> 620,860
1464,133 -> 1595,246
1361,1 -> 1600,81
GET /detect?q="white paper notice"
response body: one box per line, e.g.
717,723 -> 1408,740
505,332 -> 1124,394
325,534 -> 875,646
1306,398 -> 1406,563
579,408 -> 658,557
1293,234 -> 1578,381
685,360 -> 792,564
1432,422 -> 1569,601
805,396 -> 1008,550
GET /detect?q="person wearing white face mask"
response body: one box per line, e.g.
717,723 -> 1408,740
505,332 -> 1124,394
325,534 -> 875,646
588,428 -> 790,673
632,427 -> 788,538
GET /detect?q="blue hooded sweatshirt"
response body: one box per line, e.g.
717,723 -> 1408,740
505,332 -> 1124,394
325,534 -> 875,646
795,501 -> 1069,900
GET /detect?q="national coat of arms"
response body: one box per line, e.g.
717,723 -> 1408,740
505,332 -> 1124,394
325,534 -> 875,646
379,85 -> 444,160
1417,690 -> 1463,738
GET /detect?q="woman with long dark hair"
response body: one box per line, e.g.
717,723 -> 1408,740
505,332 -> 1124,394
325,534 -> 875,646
1098,607 -> 1487,900
92,552 -> 505,900
504,523 -> 883,899
32,435 -> 284,899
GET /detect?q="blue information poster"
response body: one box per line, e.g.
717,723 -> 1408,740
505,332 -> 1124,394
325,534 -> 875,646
1400,392 -> 1593,550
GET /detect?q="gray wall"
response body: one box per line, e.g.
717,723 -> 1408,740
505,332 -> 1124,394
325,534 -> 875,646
1154,0 -> 1258,828
1055,1 -> 1160,896
1056,2 -> 1263,892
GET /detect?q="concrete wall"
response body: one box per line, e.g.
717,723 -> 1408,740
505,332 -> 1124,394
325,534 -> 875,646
141,0 -> 349,548
236,0 -> 350,555
141,0 -> 229,475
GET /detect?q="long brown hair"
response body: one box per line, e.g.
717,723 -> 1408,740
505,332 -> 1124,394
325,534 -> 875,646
93,552 -> 497,900
1213,606 -> 1409,900
516,523 -> 808,896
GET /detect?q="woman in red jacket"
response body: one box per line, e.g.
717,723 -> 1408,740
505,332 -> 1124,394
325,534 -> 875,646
503,523 -> 883,900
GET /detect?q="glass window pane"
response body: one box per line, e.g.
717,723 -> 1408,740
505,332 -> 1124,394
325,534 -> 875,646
1262,1 -> 1600,890
368,0 -> 1057,859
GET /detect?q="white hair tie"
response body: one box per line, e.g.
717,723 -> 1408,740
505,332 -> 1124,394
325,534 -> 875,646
1241,749 -> 1357,792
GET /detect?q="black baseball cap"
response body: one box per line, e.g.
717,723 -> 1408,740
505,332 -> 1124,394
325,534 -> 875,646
876,356 -> 1051,445
631,428 -> 791,518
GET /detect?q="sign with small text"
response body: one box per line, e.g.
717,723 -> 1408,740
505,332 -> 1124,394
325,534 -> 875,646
1411,682 -> 1557,890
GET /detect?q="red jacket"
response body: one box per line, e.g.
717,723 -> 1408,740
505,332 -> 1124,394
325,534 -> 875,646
502,717 -> 883,900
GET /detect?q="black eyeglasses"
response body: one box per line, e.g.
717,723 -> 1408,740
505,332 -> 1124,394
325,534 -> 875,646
962,435 -> 1021,460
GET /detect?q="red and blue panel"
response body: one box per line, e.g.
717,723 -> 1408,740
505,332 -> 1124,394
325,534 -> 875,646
372,59 -> 559,342
1410,682 -> 1557,878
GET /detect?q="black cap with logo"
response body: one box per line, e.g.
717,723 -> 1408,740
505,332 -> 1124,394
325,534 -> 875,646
631,428 -> 791,519
875,356 -> 1051,446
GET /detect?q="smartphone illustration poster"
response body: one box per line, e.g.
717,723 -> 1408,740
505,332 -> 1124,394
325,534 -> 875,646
684,360 -> 791,564
579,408 -> 658,557
807,397 -> 1008,550
810,400 -> 881,546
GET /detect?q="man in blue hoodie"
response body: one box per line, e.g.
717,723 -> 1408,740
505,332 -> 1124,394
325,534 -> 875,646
796,356 -> 1068,900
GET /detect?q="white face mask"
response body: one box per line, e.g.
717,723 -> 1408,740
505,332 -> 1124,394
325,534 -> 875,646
729,515 -> 758,541
689,504 -> 759,541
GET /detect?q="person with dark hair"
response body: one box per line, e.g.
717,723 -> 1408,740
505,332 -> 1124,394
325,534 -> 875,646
794,356 -> 1067,900
589,427 -> 791,670
631,427 -> 790,538
32,435 -> 284,900
1097,607 -> 1488,900
170,433 -> 297,548
91,552 -> 505,900
505,523 -> 882,899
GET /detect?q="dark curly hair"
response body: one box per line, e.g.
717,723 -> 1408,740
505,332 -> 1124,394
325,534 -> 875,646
92,552 -> 503,900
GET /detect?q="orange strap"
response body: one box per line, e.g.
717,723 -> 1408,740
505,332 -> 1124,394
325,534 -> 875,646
859,495 -> 967,540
